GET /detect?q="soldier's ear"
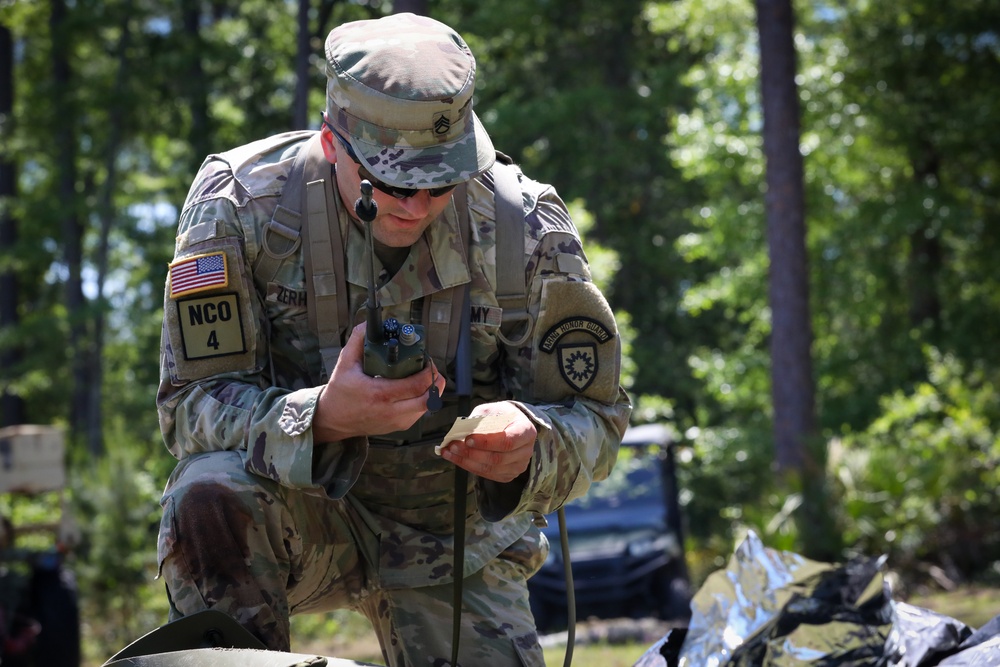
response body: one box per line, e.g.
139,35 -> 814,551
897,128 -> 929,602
320,124 -> 338,165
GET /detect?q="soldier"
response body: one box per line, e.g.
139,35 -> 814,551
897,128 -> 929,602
157,12 -> 631,667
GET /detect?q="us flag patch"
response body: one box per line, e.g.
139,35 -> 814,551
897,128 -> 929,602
169,251 -> 228,298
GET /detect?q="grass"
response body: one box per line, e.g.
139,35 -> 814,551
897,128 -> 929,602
293,613 -> 663,667
544,642 -> 650,667
906,585 -> 1000,629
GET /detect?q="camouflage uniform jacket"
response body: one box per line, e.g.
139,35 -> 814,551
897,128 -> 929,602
158,130 -> 632,589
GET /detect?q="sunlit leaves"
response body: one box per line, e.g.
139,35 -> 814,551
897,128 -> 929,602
836,348 -> 1000,572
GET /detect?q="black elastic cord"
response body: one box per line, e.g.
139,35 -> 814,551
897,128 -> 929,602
451,467 -> 468,666
450,278 -> 473,666
558,507 -> 576,667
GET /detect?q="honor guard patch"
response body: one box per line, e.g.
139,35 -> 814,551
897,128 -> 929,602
533,280 -> 620,402
169,251 -> 228,298
539,317 -> 614,352
540,317 -> 613,393
556,343 -> 598,391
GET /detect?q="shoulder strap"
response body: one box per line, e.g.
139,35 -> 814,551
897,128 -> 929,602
253,136 -> 318,283
492,155 -> 533,347
305,175 -> 349,380
253,134 -> 348,382
445,154 -> 526,665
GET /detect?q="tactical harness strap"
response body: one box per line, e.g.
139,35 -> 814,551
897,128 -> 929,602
492,154 -> 531,346
306,174 -> 350,380
445,156 -> 525,666
255,134 -> 351,382
451,193 -> 473,667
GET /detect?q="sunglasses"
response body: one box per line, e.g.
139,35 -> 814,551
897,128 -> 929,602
325,122 -> 458,199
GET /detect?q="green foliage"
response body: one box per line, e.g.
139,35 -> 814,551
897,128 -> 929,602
70,424 -> 171,654
675,424 -> 780,568
0,490 -> 66,552
630,394 -> 678,427
833,348 -> 1000,579
641,0 -> 1000,577
803,0 -> 1000,430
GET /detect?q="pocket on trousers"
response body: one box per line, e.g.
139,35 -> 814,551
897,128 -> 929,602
511,630 -> 546,667
156,495 -> 177,580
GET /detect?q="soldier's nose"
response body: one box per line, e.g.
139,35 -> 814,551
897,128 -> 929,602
398,190 -> 432,216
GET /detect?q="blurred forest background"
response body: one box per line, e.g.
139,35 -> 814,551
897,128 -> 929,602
1,0 -> 999,661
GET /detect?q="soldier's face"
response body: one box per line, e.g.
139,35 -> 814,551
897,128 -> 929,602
324,127 -> 454,248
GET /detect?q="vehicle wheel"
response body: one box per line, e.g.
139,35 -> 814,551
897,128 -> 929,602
530,595 -> 552,635
27,565 -> 81,667
1,613 -> 41,667
656,562 -> 692,622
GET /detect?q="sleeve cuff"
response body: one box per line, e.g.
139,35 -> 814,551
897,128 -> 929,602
245,386 -> 366,498
475,401 -> 550,521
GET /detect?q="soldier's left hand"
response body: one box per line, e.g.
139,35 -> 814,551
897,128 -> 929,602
440,401 -> 536,483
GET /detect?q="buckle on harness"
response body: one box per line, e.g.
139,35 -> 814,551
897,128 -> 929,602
497,310 -> 534,347
261,209 -> 302,260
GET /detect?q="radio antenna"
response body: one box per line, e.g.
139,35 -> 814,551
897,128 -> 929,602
355,180 -> 383,345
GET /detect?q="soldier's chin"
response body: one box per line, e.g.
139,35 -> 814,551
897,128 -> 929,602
375,219 -> 429,247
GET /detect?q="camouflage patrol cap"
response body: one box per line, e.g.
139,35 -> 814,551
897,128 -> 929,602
325,13 -> 496,189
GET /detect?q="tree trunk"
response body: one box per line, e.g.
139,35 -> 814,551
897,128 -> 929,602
51,0 -> 90,444
82,14 -> 134,457
182,0 -> 212,169
756,0 -> 839,559
0,23 -> 25,426
294,0 -> 310,130
909,146 -> 943,339
316,0 -> 340,36
393,0 -> 428,15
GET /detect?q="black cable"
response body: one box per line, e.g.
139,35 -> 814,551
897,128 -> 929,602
558,506 -> 576,667
450,280 -> 473,667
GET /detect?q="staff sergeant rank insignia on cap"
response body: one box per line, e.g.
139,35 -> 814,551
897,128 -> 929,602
433,111 -> 451,135
539,317 -> 614,392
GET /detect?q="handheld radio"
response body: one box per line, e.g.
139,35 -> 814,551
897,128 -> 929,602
355,181 -> 427,379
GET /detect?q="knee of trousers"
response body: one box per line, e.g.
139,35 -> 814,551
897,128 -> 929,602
157,451 -> 291,592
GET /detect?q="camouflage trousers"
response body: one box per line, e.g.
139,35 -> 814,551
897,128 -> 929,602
157,450 -> 548,666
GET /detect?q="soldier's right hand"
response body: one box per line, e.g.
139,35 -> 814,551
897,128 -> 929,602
312,322 -> 445,442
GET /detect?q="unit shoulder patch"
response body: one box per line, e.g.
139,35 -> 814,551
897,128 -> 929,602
556,343 -> 599,391
533,280 -> 620,402
176,292 -> 247,360
538,317 -> 614,392
164,238 -> 259,382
